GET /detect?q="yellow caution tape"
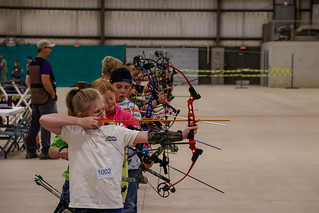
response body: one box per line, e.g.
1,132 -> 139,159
177,67 -> 292,77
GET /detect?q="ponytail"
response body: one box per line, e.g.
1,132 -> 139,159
66,88 -> 102,116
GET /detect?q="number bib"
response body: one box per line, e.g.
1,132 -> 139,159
96,167 -> 112,179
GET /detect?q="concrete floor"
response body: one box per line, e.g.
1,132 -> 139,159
1,85 -> 319,213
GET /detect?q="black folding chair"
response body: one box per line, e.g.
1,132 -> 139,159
0,108 -> 32,158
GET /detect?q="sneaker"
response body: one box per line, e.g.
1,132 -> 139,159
39,152 -> 53,160
26,151 -> 38,159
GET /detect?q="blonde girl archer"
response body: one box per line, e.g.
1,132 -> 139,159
40,87 -> 197,212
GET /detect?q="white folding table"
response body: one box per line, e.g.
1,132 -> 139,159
0,106 -> 29,158
0,81 -> 31,112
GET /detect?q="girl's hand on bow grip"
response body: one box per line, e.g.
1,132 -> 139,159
182,125 -> 198,139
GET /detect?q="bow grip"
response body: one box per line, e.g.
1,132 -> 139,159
191,149 -> 203,163
187,129 -> 194,139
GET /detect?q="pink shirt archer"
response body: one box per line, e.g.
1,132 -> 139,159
105,104 -> 140,128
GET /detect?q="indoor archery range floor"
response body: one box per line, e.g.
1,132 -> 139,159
0,85 -> 319,213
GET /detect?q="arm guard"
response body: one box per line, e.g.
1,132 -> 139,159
148,130 -> 183,145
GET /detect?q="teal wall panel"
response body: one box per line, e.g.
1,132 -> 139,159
0,45 -> 125,87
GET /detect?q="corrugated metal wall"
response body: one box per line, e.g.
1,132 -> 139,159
0,9 -> 98,36
221,12 -> 271,38
0,0 -> 99,8
105,0 -> 217,9
0,0 -> 312,47
104,11 -> 217,37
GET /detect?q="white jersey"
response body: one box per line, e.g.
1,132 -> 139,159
118,98 -> 142,170
60,124 -> 138,209
118,98 -> 142,120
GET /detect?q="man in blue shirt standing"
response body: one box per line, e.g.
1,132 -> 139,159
25,40 -> 57,159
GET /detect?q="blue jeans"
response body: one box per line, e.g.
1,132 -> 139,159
58,181 -> 123,213
26,98 -> 55,154
71,208 -> 123,213
56,180 -> 70,212
124,169 -> 139,213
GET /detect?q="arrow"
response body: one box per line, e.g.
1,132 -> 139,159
99,118 -> 230,123
166,115 -> 228,127
33,174 -> 61,198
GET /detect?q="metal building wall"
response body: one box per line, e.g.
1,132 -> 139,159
103,0 -> 274,46
221,12 -> 271,38
2,9 -> 98,36
0,8 -> 100,45
0,0 -> 99,8
0,0 -> 100,45
104,11 -> 217,38
104,0 -> 270,10
105,0 -> 216,9
0,0 -> 312,47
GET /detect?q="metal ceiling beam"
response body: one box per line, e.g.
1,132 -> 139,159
216,0 -> 222,47
100,0 -> 105,46
0,6 -> 280,12
0,34 -> 262,41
